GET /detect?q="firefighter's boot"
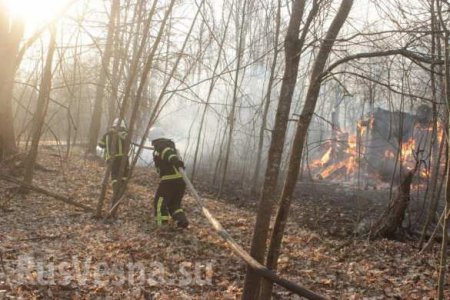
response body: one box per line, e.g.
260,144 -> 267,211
173,209 -> 189,229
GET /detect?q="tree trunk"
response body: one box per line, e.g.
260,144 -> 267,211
242,1 -> 310,298
251,0 -> 282,194
438,165 -> 450,300
108,0 -> 137,126
437,16 -> 450,299
0,6 -> 24,156
106,6 -> 204,217
118,0 -> 157,120
219,0 -> 248,197
191,6 -> 233,182
95,0 -> 159,214
370,168 -> 417,239
108,0 -> 177,216
213,123 -> 227,185
86,0 -> 120,155
260,1 -> 353,298
420,0 -> 444,246
23,27 -> 57,185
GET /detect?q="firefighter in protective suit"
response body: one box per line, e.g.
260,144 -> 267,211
148,127 -> 189,228
98,118 -> 129,208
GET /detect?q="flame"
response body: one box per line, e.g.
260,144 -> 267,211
319,160 -> 346,178
320,148 -> 332,165
311,132 -> 359,180
421,169 -> 431,178
357,120 -> 367,137
401,138 -> 416,159
309,118 -> 441,185
310,147 -> 331,169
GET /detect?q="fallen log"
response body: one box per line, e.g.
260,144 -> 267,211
0,174 -> 93,212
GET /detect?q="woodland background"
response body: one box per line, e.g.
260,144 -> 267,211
1,0 -> 450,298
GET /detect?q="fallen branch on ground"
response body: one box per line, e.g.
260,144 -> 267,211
0,174 -> 93,212
103,193 -> 126,221
420,209 -> 450,253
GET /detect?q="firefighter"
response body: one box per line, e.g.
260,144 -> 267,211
98,118 -> 129,210
148,127 -> 189,229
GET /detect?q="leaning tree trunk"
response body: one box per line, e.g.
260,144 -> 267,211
369,167 -> 417,239
0,6 -> 24,157
127,0 -> 206,176
242,1 -> 311,298
95,0 -> 159,215
107,0 -> 177,216
23,27 -> 57,185
86,0 -> 120,155
260,1 -> 354,298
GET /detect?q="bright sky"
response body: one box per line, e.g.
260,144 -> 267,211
5,0 -> 69,28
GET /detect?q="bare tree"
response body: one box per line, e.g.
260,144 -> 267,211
437,1 -> 450,298
219,0 -> 250,196
260,0 -> 354,298
243,1 -> 319,297
86,0 -> 120,155
23,27 -> 57,185
191,5 -> 233,182
0,3 -> 24,156
251,0 -> 282,193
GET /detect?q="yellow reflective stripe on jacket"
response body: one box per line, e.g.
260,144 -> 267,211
168,154 -> 177,161
118,137 -> 123,156
161,173 -> 183,180
105,135 -> 110,160
103,131 -> 127,160
161,166 -> 182,180
161,147 -> 172,160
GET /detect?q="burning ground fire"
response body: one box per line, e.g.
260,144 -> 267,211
310,134 -> 358,180
309,131 -> 361,182
309,120 -> 440,188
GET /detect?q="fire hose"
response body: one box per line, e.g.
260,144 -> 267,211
178,168 -> 327,300
104,160 -> 327,299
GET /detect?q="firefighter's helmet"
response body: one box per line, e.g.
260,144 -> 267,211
148,127 -> 166,142
112,118 -> 127,129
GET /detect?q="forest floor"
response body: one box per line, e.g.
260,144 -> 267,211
0,147 -> 448,299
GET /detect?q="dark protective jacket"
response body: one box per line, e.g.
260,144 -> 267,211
98,128 -> 128,161
152,139 -> 184,181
